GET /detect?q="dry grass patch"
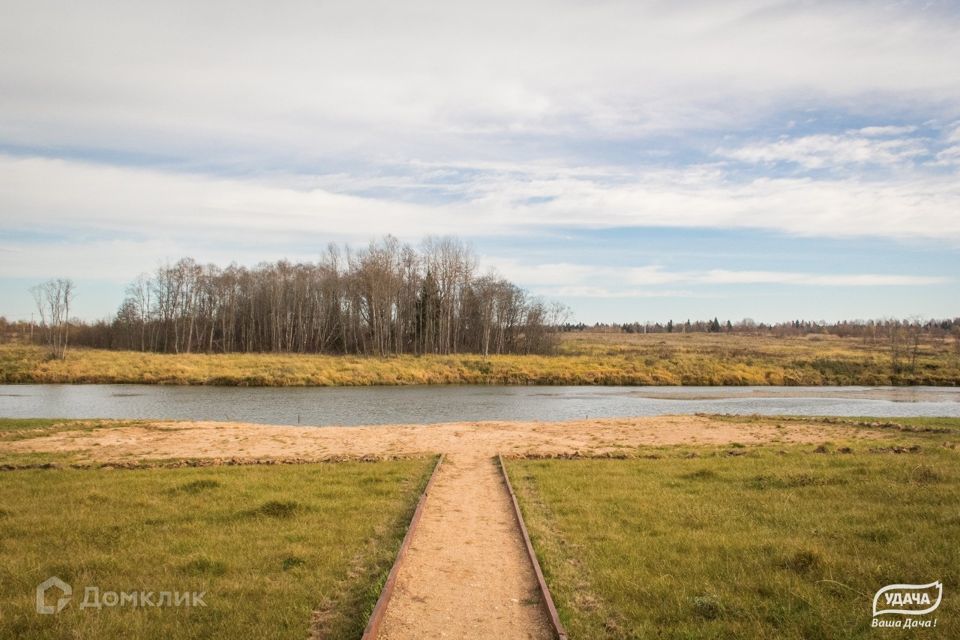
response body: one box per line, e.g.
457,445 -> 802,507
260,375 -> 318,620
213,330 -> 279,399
3,331 -> 959,386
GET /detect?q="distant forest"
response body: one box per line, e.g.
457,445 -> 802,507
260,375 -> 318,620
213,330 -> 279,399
14,237 -> 569,357
566,317 -> 960,338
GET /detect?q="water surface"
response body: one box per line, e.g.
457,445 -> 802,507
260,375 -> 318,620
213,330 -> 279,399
1,385 -> 958,426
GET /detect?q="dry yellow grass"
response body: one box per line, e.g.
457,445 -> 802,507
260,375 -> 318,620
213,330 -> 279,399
2,332 -> 958,386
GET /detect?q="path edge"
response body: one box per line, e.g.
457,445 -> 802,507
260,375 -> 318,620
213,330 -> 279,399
361,453 -> 445,640
497,454 -> 570,640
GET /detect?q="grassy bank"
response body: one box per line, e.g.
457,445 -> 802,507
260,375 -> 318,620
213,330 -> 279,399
2,332 -> 959,386
0,455 -> 435,639
507,418 -> 960,639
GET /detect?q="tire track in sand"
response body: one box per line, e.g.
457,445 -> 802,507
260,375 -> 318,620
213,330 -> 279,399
376,452 -> 553,640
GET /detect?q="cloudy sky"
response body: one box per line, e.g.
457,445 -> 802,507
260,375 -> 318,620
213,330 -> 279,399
2,0 -> 959,324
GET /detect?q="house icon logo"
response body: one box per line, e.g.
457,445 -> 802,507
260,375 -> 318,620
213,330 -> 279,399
36,576 -> 72,614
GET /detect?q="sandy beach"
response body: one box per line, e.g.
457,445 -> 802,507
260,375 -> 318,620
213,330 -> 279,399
0,415 -> 880,464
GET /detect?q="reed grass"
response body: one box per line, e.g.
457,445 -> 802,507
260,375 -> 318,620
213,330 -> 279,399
2,332 -> 958,386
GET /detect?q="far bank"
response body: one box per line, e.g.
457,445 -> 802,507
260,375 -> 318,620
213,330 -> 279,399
1,332 -> 958,386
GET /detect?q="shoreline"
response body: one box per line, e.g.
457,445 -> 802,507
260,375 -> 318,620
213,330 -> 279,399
3,380 -> 960,388
0,415 -> 893,464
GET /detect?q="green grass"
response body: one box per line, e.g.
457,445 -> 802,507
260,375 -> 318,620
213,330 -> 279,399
884,416 -> 960,430
508,433 -> 960,639
0,418 -> 146,441
2,331 -> 959,386
0,418 -> 68,432
0,458 -> 435,639
706,414 -> 960,437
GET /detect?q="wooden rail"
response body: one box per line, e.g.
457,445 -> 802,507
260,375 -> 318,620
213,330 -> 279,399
498,454 -> 569,640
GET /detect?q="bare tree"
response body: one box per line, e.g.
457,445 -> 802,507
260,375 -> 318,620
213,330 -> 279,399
30,278 -> 74,359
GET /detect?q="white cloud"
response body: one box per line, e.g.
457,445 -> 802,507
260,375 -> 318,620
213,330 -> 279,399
488,259 -> 948,296
0,155 -> 460,241
857,125 -> 918,137
717,133 -> 928,169
935,145 -> 960,165
1,0 -> 959,161
947,122 -> 960,143
0,239 -> 181,281
4,153 -> 960,281
2,1 -> 959,261
532,287 -> 700,299
485,261 -> 689,287
699,270 -> 946,286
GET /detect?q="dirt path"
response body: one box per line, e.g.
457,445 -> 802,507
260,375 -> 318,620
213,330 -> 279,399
377,453 -> 552,640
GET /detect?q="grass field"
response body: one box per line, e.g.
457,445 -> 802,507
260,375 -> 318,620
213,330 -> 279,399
0,455 -> 435,639
507,417 -> 960,639
2,332 -> 958,386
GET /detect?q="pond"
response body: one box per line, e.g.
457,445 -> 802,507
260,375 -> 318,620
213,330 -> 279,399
1,384 -> 958,426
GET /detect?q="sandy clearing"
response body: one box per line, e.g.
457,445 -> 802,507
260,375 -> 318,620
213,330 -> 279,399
0,415 -> 877,463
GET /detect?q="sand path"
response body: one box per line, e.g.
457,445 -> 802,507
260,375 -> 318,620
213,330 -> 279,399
377,453 -> 551,640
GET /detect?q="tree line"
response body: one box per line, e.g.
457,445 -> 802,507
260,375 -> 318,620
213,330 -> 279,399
31,237 -> 569,357
569,317 -> 960,339
566,317 -> 960,375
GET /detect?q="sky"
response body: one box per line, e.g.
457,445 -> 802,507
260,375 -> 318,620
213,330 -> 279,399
1,0 -> 959,324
